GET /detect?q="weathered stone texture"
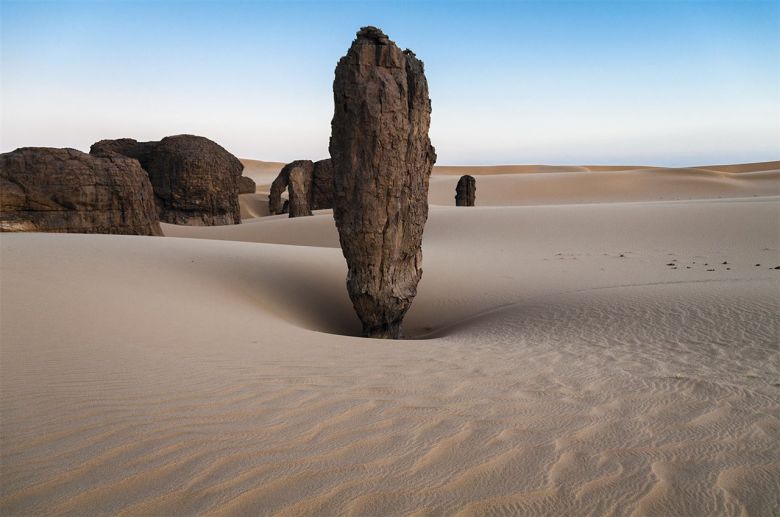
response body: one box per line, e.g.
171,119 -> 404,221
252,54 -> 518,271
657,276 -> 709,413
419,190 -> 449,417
91,135 -> 243,226
239,176 -> 256,194
311,159 -> 334,210
330,26 -> 436,338
455,174 -> 476,206
0,147 -> 162,235
268,166 -> 290,215
287,162 -> 313,218
268,159 -> 334,216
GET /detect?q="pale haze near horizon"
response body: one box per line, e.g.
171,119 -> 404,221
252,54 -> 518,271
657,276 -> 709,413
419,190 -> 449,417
1,0 -> 778,166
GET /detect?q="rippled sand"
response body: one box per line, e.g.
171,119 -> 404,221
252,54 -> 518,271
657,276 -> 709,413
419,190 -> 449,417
1,162 -> 779,515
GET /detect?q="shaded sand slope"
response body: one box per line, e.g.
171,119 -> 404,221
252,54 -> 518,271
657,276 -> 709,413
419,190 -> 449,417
2,195 -> 779,515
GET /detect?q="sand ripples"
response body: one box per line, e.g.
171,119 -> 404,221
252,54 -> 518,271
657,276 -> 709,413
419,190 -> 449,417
2,278 -> 778,515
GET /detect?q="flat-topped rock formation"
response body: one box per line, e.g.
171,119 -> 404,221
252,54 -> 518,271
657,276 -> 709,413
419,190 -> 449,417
330,26 -> 436,339
0,147 -> 162,235
455,174 -> 476,206
91,135 -> 243,226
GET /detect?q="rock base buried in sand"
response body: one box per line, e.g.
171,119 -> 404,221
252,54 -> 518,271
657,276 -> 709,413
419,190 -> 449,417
456,174 -> 476,206
330,26 -> 436,338
0,147 -> 162,235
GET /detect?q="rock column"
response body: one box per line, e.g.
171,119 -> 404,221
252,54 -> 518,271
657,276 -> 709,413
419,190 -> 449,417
330,26 -> 436,339
455,174 -> 476,206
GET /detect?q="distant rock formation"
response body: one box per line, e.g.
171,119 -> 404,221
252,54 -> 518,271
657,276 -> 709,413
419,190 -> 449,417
268,165 -> 291,215
0,147 -> 162,235
287,162 -> 313,217
455,175 -> 476,206
330,26 -> 436,339
91,134 -> 243,226
268,158 -> 334,216
238,176 -> 256,194
311,159 -> 334,210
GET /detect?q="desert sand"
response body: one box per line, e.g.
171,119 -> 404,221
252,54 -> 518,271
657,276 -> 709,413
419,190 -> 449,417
1,162 -> 779,515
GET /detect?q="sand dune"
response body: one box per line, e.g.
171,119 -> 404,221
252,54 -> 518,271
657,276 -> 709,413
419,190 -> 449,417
241,159 -> 286,190
3,158 -> 780,516
243,160 -> 779,209
432,164 -> 655,175
427,164 -> 779,206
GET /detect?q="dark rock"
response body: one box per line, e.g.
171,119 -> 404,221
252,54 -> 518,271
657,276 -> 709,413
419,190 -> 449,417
330,26 -> 436,339
455,174 -> 476,206
238,176 -> 256,194
281,200 -> 289,214
90,138 -> 157,164
311,159 -> 334,210
91,135 -> 243,226
268,165 -> 290,215
287,161 -> 314,218
272,160 -> 314,218
0,147 -> 161,235
268,158 -> 334,215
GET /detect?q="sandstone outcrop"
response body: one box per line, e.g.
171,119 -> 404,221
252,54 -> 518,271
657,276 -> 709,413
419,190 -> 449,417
311,159 -> 334,210
0,147 -> 162,235
287,162 -> 313,217
90,138 -> 157,164
238,176 -> 256,194
91,135 -> 243,225
268,158 -> 334,216
455,174 -> 476,206
268,166 -> 290,215
330,26 -> 436,339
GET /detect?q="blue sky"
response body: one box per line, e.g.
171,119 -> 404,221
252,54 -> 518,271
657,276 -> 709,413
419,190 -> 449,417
2,0 -> 778,165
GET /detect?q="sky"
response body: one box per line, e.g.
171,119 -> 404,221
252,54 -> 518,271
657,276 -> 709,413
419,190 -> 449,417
1,0 -> 778,166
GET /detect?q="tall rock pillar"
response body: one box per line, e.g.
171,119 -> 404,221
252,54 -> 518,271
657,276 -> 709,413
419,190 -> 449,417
455,174 -> 476,206
330,26 -> 436,338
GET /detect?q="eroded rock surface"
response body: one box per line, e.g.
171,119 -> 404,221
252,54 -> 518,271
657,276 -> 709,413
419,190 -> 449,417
330,26 -> 436,339
91,135 -> 243,226
455,174 -> 476,206
268,166 -> 290,215
287,162 -> 313,218
239,176 -> 256,194
90,138 -> 157,165
268,159 -> 334,216
311,159 -> 334,210
0,147 -> 161,235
